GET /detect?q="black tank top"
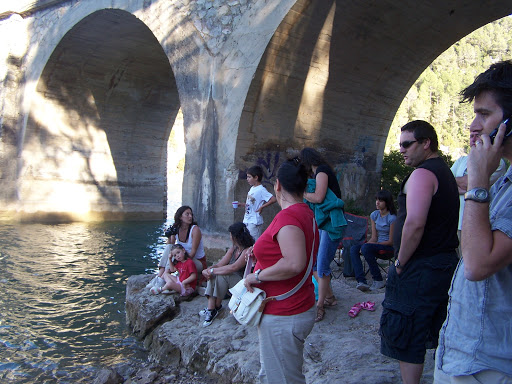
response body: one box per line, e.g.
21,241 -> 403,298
393,157 -> 459,259
315,164 -> 342,198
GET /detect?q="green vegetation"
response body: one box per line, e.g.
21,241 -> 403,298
382,15 -> 511,199
343,198 -> 368,217
385,16 -> 512,157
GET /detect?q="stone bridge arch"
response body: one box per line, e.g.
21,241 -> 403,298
233,0 -> 512,228
1,0 -> 511,230
21,8 -> 180,221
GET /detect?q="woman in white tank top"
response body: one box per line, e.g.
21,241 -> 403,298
160,206 -> 207,282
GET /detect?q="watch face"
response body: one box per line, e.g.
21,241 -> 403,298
466,188 -> 490,202
475,189 -> 488,199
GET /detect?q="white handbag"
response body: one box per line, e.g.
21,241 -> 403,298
228,280 -> 267,326
228,219 -> 317,326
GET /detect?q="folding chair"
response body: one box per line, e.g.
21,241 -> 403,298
373,248 -> 394,278
331,213 -> 369,279
332,213 -> 395,279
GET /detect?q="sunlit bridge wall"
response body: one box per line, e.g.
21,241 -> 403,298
1,0 -> 512,229
20,9 -> 180,222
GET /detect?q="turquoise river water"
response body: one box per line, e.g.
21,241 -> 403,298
0,221 -> 169,383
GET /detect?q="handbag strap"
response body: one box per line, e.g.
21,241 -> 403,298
264,218 -> 317,304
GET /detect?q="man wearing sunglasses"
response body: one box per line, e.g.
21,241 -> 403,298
435,61 -> 512,383
380,120 -> 459,384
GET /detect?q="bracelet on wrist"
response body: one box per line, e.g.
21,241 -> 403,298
255,269 -> 263,283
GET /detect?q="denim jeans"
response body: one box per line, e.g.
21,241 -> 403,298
313,229 -> 340,277
350,243 -> 393,283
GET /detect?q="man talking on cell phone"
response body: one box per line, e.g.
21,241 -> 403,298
434,61 -> 512,383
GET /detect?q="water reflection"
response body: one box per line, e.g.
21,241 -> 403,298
0,221 -> 167,383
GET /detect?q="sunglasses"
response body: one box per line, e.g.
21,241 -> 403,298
399,140 -> 418,149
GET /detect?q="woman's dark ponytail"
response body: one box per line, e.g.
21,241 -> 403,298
276,158 -> 308,195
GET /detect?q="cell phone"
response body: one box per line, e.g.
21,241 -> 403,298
489,117 -> 512,144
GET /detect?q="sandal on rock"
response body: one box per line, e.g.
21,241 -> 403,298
323,295 -> 337,307
315,307 -> 325,322
348,303 -> 362,318
361,301 -> 375,311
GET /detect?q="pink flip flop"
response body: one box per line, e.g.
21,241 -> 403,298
348,303 -> 362,318
361,301 -> 375,311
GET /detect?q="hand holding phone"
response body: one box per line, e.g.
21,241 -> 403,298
489,118 -> 512,144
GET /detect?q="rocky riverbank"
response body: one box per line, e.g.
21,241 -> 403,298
94,260 -> 436,384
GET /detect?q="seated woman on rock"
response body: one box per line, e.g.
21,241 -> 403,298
200,222 -> 254,327
162,206 -> 208,283
350,189 -> 396,291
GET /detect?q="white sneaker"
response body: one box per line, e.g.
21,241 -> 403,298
150,286 -> 161,295
356,282 -> 370,292
370,280 -> 386,290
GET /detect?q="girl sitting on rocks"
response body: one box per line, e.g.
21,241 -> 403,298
151,244 -> 197,296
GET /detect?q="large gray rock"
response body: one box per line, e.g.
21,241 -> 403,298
125,274 -> 260,382
93,368 -> 123,384
125,273 -> 436,383
125,275 -> 180,339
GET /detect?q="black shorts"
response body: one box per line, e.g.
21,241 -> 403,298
379,252 -> 458,364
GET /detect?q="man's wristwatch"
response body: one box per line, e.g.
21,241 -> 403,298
464,188 -> 490,203
254,269 -> 263,283
394,259 -> 403,270
210,268 -> 214,275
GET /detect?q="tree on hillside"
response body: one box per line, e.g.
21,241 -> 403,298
385,16 -> 512,157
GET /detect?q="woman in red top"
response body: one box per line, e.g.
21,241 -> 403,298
245,158 -> 319,384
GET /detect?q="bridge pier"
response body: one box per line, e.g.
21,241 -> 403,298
0,0 -> 510,230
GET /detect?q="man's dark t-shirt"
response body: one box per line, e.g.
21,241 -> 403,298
393,157 -> 459,258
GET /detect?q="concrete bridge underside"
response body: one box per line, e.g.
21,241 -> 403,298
0,0 -> 511,230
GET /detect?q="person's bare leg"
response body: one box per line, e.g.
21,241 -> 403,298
400,361 -> 423,384
317,274 -> 333,305
161,273 -> 180,292
316,273 -> 333,321
207,295 -> 217,310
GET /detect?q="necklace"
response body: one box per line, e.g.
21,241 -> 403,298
235,246 -> 247,260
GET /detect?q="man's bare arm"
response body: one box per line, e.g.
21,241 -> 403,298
463,125 -> 512,280
396,168 -> 437,272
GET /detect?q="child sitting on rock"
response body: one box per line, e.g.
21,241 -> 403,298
151,244 -> 197,296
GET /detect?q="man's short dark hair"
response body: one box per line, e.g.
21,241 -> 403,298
247,165 -> 264,182
401,120 -> 439,153
461,60 -> 512,118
